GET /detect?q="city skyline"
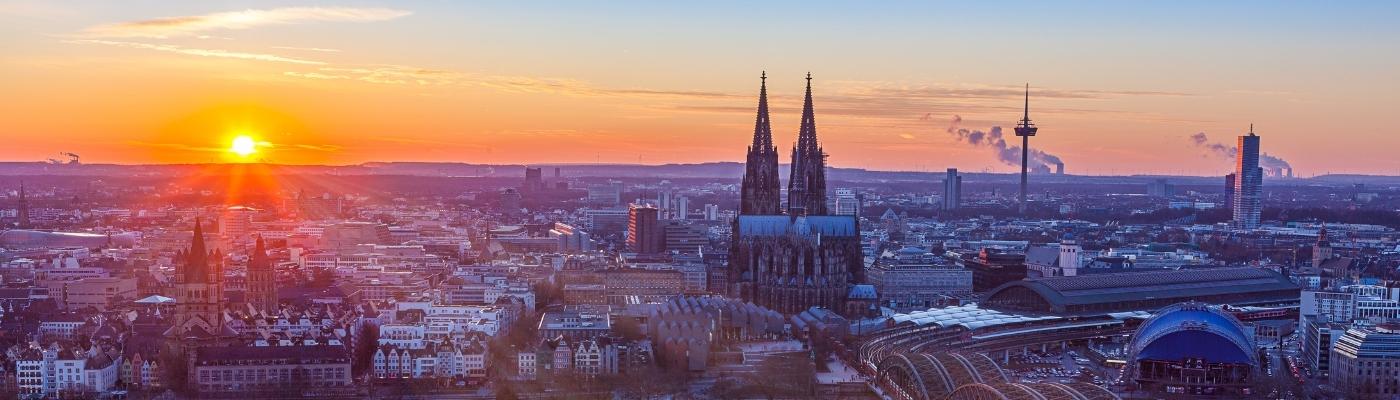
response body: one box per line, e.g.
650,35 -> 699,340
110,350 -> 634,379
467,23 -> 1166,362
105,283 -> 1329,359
4,2 -> 1400,176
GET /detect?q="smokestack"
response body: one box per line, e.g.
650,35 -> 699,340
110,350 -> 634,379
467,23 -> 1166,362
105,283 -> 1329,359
1055,164 -> 1064,175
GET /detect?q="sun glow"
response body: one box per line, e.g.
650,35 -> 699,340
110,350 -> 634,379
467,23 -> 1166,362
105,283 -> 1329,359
231,135 -> 257,156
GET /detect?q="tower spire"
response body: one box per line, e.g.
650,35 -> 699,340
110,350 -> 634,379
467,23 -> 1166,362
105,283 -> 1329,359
185,218 -> 209,283
788,72 -> 828,216
1020,83 -> 1033,127
752,71 -> 773,150
739,71 -> 782,215
16,181 -> 28,229
1014,83 -> 1039,215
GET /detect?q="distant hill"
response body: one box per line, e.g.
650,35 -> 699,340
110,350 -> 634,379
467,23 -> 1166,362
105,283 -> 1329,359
0,161 -> 1389,187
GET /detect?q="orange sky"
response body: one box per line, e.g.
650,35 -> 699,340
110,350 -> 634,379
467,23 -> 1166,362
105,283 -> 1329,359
2,2 -> 1399,176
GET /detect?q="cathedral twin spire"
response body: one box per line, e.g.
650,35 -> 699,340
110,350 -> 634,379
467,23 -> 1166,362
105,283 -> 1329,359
739,71 -> 828,217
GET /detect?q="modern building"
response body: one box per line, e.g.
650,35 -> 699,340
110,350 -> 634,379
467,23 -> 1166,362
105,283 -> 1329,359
1127,303 -> 1256,397
660,220 -> 705,253
962,248 -> 1027,292
626,204 -> 661,254
942,168 -> 962,211
728,73 -> 864,315
1146,179 -> 1174,197
193,345 -> 352,395
320,221 -> 392,254
538,306 -> 613,340
1302,316 -> 1349,377
219,205 -> 256,240
1328,324 -> 1400,397
866,249 -> 971,312
1231,126 -> 1262,229
587,183 -> 623,207
548,222 -> 594,252
833,188 -> 860,216
524,167 -> 544,192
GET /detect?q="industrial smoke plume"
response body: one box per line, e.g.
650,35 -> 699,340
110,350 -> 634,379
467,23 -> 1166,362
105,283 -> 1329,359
942,115 -> 1065,174
1189,132 -> 1294,177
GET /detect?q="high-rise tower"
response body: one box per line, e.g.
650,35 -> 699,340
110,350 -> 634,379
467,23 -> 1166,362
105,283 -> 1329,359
739,71 -> 782,215
786,73 -> 828,216
1013,84 -> 1038,215
943,168 -> 962,211
1232,125 -> 1262,229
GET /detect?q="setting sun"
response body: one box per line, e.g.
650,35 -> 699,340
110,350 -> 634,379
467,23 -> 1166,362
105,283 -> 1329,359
231,135 -> 257,157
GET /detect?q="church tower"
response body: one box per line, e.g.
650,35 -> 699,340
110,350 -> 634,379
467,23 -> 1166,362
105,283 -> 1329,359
16,181 -> 29,228
739,71 -> 782,215
246,235 -> 278,312
1313,225 -> 1333,268
786,73 -> 828,216
168,219 -> 227,338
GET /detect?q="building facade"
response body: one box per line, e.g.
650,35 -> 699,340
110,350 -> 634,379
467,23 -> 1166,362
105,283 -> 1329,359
1329,325 -> 1400,397
1231,128 -> 1262,229
728,73 -> 865,315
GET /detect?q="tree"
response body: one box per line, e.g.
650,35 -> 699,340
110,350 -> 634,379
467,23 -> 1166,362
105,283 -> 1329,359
352,322 -> 380,376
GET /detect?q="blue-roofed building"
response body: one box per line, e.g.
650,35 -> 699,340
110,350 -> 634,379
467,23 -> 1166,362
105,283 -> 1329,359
729,214 -> 864,315
1127,302 -> 1257,397
727,76 -> 867,317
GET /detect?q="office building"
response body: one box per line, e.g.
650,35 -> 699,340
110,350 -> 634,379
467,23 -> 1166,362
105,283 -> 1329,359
703,204 -> 719,221
587,183 -> 623,207
1232,126 -> 1262,229
834,188 -> 860,216
626,204 -> 661,254
1329,324 -> 1400,397
661,220 -> 705,253
523,167 -> 544,192
1146,179 -> 1174,197
942,168 -> 962,211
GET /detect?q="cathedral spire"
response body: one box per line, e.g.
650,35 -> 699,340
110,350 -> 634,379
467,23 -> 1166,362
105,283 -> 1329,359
739,72 -> 783,215
752,71 -> 773,151
787,72 -> 828,216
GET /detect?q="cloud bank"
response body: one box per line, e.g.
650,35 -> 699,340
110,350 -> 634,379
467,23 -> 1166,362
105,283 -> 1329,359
82,7 -> 410,38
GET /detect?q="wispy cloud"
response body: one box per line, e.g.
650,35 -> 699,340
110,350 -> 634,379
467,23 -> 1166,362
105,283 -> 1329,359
271,46 -> 341,53
67,39 -> 324,64
286,66 -> 463,85
82,7 -> 411,38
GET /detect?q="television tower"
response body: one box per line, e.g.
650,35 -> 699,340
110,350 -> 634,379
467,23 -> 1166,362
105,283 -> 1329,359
1014,84 -> 1038,215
